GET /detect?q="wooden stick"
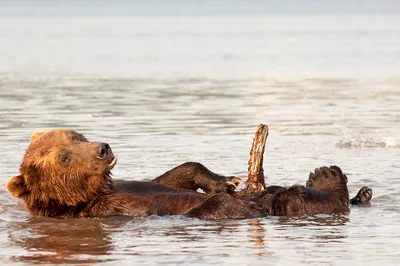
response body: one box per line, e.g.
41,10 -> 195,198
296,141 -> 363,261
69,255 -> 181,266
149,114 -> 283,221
240,124 -> 269,196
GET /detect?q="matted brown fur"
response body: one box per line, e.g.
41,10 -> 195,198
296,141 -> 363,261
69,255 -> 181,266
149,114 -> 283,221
270,166 -> 350,215
7,129 -> 250,218
6,129 -> 362,219
7,130 -> 114,217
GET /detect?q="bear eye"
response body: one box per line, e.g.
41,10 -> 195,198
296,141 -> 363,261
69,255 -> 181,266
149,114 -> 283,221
58,150 -> 71,167
62,156 -> 69,163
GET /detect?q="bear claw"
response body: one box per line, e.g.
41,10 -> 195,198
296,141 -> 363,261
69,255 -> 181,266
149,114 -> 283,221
224,176 -> 243,194
226,176 -> 243,187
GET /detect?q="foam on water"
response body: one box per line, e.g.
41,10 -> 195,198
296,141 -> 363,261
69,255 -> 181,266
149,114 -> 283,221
337,136 -> 398,148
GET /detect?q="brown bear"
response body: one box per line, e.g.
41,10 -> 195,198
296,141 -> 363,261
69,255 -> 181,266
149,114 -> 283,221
6,129 -> 372,219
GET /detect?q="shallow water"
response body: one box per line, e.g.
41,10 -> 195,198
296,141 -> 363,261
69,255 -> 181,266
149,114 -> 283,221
0,1 -> 400,265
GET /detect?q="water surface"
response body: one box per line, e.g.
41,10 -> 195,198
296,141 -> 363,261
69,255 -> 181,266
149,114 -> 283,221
0,1 -> 399,265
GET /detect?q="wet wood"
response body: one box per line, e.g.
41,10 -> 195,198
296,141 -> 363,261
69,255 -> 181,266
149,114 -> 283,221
240,124 -> 269,196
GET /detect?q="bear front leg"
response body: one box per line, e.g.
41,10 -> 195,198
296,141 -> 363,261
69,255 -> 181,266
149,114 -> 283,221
79,194 -> 171,218
152,162 -> 242,194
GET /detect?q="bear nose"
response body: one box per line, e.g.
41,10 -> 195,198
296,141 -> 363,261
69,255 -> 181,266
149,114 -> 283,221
97,143 -> 112,159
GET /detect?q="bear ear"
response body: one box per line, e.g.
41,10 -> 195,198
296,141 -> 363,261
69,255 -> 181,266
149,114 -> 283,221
30,130 -> 49,143
6,175 -> 28,199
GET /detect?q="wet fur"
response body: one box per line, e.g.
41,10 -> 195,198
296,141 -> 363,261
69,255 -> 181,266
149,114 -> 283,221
6,129 -> 367,219
269,166 -> 349,215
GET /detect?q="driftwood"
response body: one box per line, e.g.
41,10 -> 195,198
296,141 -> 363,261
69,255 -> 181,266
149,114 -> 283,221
239,124 -> 269,196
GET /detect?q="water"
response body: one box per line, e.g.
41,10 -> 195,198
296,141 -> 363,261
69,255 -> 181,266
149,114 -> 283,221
0,1 -> 399,265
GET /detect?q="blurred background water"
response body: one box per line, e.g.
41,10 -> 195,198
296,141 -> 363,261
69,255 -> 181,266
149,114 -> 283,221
0,0 -> 399,265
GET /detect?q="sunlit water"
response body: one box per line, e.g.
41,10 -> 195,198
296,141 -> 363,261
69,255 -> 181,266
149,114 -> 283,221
0,1 -> 399,265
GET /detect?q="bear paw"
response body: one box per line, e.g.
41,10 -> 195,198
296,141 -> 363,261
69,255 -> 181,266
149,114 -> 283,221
206,176 -> 243,195
352,186 -> 373,205
306,165 -> 347,190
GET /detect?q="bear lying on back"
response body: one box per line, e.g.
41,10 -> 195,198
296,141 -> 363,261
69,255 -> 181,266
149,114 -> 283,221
6,129 -> 372,219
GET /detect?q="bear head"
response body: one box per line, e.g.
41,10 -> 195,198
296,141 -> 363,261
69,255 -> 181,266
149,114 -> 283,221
6,129 -> 117,217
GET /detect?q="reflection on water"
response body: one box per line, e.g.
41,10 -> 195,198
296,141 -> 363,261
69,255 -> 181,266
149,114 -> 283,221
8,217 -> 113,264
4,213 -> 355,265
278,214 -> 349,227
247,220 -> 267,257
277,215 -> 349,244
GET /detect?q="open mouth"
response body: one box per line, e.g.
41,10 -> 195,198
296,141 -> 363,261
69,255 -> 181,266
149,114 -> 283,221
107,157 -> 118,170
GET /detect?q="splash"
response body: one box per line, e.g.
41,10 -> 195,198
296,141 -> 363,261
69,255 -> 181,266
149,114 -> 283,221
337,136 -> 398,148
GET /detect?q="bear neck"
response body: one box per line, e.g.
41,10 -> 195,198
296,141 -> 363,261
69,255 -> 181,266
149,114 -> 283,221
24,179 -> 115,218
27,199 -> 87,218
